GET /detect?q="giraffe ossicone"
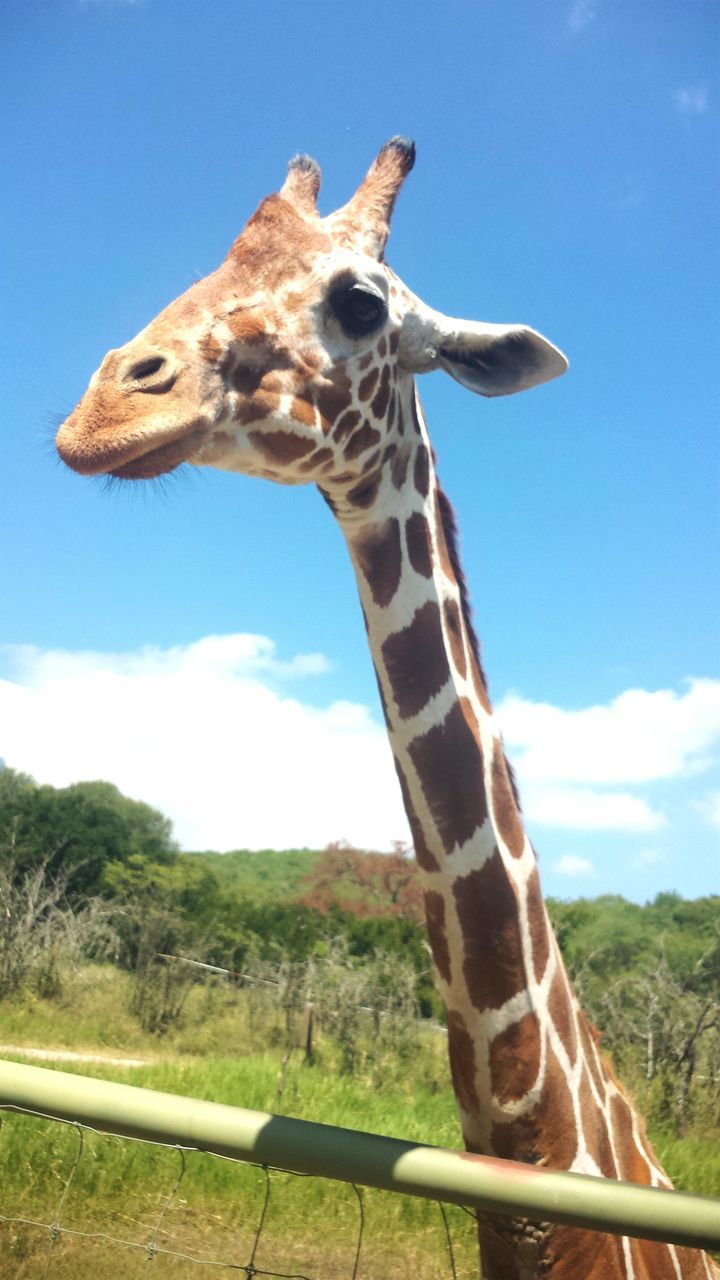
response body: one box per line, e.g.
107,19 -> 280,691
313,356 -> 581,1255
56,140 -> 718,1280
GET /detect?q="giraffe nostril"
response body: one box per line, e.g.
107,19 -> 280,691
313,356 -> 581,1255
123,353 -> 178,394
128,356 -> 166,382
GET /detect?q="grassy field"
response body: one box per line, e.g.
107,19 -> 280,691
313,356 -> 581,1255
0,966 -> 477,1278
1,965 -> 719,1279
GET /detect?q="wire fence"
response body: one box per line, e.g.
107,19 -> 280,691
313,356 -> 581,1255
0,1110 -> 469,1278
0,1093 -> 476,1278
2,1059 -> 719,1279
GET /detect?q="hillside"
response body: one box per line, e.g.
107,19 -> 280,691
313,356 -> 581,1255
185,847 -> 321,902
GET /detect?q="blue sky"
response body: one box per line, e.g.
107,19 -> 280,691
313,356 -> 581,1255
1,0 -> 718,900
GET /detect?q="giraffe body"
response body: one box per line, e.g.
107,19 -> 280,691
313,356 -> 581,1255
56,140 -> 718,1280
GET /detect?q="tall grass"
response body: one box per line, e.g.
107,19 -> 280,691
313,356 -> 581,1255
0,965 -> 479,1277
1,963 -> 719,1278
0,1056 -> 478,1278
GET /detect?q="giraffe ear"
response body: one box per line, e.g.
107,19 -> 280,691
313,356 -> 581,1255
434,321 -> 568,397
400,312 -> 568,396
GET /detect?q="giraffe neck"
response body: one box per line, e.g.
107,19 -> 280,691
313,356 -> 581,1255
334,384 -> 576,1155
328,384 -> 712,1280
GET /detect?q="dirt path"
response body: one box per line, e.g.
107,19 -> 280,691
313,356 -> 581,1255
0,1044 -> 148,1067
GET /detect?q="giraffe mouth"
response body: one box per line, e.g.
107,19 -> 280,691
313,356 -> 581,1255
57,410 -> 210,480
109,427 -> 207,479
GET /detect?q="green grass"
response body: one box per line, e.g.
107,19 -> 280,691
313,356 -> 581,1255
651,1133 -> 720,1201
0,1054 -> 477,1278
1,964 -> 719,1278
0,967 -> 150,1053
0,966 -> 477,1277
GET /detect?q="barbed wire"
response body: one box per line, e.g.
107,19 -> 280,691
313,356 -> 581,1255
0,1104 -> 472,1279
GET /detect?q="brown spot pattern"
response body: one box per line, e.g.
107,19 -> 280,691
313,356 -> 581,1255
299,446 -> 333,474
453,852 -> 525,1012
377,335 -> 387,358
610,1092 -> 653,1186
489,1013 -> 542,1105
477,1224 -> 526,1280
396,401 -> 405,435
231,362 -> 268,396
578,1068 -> 617,1179
491,1115 -> 532,1162
542,1224 -> 626,1280
472,662 -> 494,715
490,752 -> 525,858
353,518 -> 402,609
389,331 -> 400,355
246,429 -> 314,463
290,396 -> 317,427
235,391 -> 280,425
433,491 -> 454,579
423,891 -> 451,984
414,444 -> 430,496
633,1239 -> 704,1280
346,469 -> 382,508
370,364 -> 391,419
540,1045 -> 580,1167
344,421 -> 381,461
393,760 -> 439,872
333,409 -> 361,442
358,367 -> 380,401
317,486 -> 336,515
315,371 -> 352,428
442,597 -> 467,677
405,512 -> 433,578
410,702 -> 487,855
410,396 -> 424,437
446,1010 -> 481,1114
547,965 -> 577,1062
389,442 -> 410,489
382,601 -> 450,720
526,868 -> 550,985
578,1015 -> 606,1098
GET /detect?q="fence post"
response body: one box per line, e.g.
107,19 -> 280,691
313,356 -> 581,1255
303,1002 -> 314,1063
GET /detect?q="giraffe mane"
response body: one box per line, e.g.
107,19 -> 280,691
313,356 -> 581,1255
436,483 -> 523,811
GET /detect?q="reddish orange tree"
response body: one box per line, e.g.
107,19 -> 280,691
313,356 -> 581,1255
299,840 -> 423,922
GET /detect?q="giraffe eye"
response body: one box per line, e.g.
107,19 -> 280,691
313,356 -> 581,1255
330,283 -> 386,338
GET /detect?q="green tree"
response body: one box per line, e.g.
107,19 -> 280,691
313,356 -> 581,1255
0,768 -> 177,895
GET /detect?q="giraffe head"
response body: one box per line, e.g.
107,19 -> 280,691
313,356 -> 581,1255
56,139 -> 567,487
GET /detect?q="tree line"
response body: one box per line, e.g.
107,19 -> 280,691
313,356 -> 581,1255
1,766 -> 718,1131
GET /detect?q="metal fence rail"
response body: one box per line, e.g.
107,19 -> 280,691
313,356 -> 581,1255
1,1058 -> 719,1255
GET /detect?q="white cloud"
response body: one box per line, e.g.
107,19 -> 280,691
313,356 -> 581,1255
2,641 -> 717,849
523,786 -> 665,832
553,855 -> 594,877
497,679 -> 720,786
496,678 -> 720,834
4,635 -> 330,685
676,87 -> 709,115
567,0 -> 598,34
0,636 -> 409,853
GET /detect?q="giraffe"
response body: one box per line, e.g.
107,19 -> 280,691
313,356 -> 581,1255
55,139 -> 718,1280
